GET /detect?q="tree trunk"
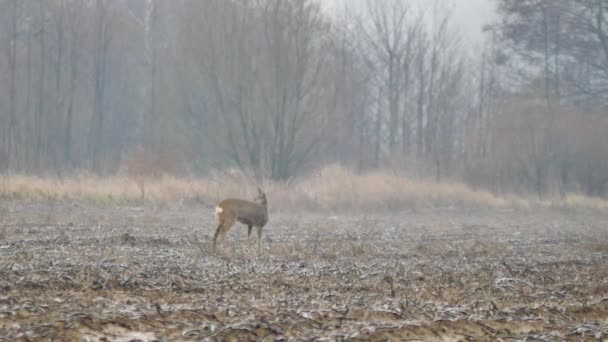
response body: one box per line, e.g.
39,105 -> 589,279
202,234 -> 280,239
36,1 -> 47,173
6,0 -> 18,171
89,0 -> 109,172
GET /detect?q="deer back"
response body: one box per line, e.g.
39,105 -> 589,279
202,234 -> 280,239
217,198 -> 268,227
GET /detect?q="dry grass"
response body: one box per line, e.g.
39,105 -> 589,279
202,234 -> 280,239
303,164 -> 509,210
0,164 -> 606,211
556,194 -> 608,210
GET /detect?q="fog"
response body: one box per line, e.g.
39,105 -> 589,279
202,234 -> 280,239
325,0 -> 496,46
0,0 -> 606,198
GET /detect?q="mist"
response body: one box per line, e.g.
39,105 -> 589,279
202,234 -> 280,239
2,2 -> 608,340
0,0 -> 606,198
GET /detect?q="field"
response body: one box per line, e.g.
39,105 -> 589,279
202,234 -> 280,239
1,200 -> 608,341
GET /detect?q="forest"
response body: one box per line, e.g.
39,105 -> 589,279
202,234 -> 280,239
0,0 -> 606,198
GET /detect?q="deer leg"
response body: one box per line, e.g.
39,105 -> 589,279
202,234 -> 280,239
247,225 -> 252,250
219,219 -> 235,252
256,226 -> 263,254
213,221 -> 223,252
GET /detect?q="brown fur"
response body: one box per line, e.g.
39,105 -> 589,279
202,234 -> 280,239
213,188 -> 268,253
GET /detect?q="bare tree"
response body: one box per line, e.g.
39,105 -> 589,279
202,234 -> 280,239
184,0 -> 343,180
87,0 -> 112,172
355,0 -> 422,162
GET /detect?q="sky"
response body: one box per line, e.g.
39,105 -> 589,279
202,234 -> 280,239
324,0 -> 497,48
449,0 -> 497,45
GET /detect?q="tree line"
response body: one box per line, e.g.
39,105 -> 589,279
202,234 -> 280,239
0,0 -> 606,197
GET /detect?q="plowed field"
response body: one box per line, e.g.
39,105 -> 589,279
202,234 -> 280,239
1,202 -> 607,341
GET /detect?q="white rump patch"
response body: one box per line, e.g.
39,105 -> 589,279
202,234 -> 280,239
215,206 -> 223,215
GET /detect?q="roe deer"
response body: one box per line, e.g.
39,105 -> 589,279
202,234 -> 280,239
213,188 -> 268,253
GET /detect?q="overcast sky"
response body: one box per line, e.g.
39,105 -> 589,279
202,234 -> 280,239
450,0 -> 496,45
325,0 -> 497,48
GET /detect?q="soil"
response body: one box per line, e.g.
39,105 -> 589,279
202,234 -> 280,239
1,200 -> 607,341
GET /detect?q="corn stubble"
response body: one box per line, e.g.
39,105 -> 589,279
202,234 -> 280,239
0,201 -> 608,341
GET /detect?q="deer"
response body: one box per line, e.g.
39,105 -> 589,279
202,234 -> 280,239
213,188 -> 268,253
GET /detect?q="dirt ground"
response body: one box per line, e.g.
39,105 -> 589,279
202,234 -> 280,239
0,200 -> 608,341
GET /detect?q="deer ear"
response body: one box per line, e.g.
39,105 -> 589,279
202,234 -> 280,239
258,187 -> 264,195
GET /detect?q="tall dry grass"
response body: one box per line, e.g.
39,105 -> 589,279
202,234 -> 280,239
0,164 -> 606,211
300,165 -> 509,210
